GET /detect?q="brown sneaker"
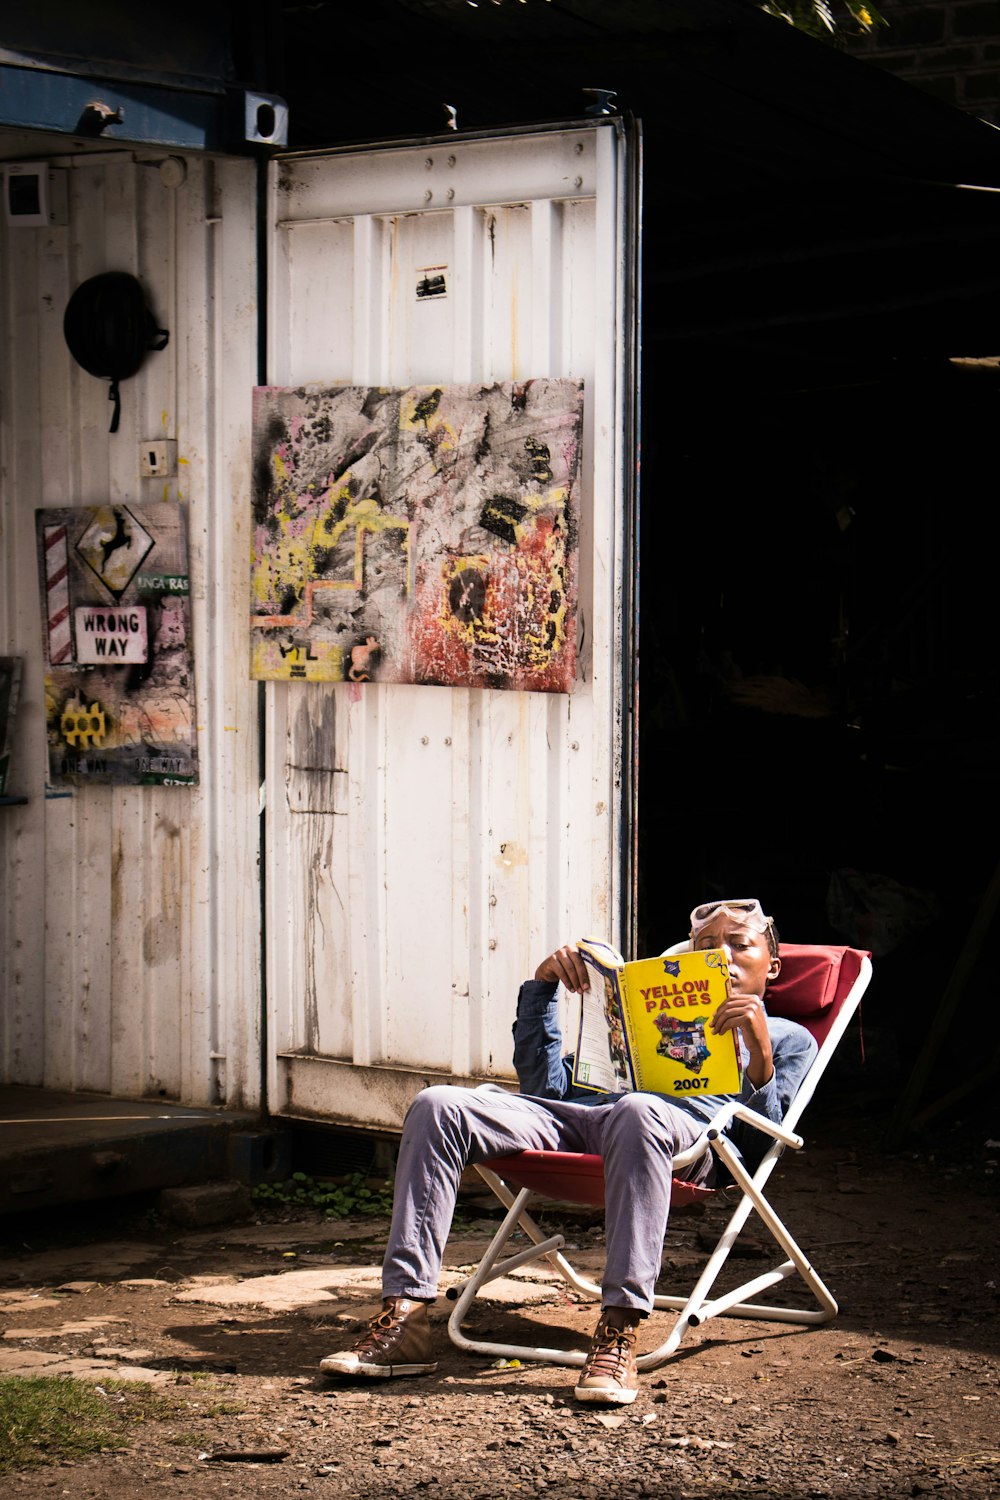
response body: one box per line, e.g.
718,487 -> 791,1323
319,1297 -> 437,1379
573,1308 -> 640,1405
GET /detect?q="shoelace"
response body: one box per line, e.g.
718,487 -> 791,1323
356,1307 -> 405,1351
585,1324 -> 637,1378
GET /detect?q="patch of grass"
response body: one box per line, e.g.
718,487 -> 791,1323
0,1376 -> 177,1474
252,1170 -> 394,1218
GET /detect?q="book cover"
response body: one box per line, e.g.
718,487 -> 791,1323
571,938 -> 743,1098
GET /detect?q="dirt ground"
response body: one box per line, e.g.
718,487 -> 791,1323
1,1033 -> 997,1500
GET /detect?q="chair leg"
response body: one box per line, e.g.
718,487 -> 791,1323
446,1166 -> 600,1367
637,1139 -> 839,1371
465,1165 -> 603,1299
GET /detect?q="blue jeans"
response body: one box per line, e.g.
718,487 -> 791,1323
382,1084 -> 714,1313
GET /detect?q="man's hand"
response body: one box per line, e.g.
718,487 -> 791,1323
711,990 -> 774,1090
534,943 -> 590,993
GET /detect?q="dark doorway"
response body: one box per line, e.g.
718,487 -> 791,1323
636,353 -> 1000,1062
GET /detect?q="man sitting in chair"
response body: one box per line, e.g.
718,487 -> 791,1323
320,898 -> 817,1405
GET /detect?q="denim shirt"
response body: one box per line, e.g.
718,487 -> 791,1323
511,979 -> 819,1174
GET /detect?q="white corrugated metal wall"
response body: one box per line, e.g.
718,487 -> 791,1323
0,121 -> 637,1131
0,148 -> 262,1108
264,123 -> 636,1130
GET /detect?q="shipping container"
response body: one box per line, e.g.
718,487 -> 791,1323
0,117 -> 641,1136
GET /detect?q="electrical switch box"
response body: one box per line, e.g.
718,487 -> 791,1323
5,164 -> 68,227
139,440 -> 177,478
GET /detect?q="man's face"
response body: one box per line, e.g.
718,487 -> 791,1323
691,914 -> 778,997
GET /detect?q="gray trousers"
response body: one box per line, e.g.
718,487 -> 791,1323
382,1084 -> 714,1313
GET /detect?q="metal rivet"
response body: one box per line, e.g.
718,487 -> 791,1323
489,938 -> 497,950
490,894 -> 497,907
424,190 -> 433,202
425,157 -> 434,169
447,155 -> 456,168
574,177 -> 583,190
575,142 -> 584,154
421,735 -> 429,745
444,736 -> 452,745
571,741 -> 580,751
446,188 -> 455,201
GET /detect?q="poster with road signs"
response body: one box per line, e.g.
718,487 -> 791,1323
35,502 -> 197,787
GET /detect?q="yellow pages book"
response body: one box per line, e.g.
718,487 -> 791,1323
570,938 -> 743,1098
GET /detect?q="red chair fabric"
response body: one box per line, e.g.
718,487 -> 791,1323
478,1148 -> 713,1209
768,943 -> 870,1046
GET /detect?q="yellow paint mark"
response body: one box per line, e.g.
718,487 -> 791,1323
253,491 -> 411,626
438,555 -> 497,647
400,388 -> 459,452
61,699 -> 107,750
250,567 -> 271,607
179,456 -> 189,466
224,725 -> 240,732
250,638 -> 347,681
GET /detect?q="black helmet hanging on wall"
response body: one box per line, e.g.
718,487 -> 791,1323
63,271 -> 169,434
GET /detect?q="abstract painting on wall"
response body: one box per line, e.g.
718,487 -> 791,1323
35,502 -> 197,786
250,379 -> 584,692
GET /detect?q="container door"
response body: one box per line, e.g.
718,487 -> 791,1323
263,120 -> 640,1130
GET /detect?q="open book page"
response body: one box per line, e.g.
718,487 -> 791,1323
572,952 -> 633,1093
571,940 -> 742,1097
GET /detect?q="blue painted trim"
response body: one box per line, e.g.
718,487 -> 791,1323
0,61 -> 262,152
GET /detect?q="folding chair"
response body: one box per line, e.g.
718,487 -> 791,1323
446,943 -> 872,1371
